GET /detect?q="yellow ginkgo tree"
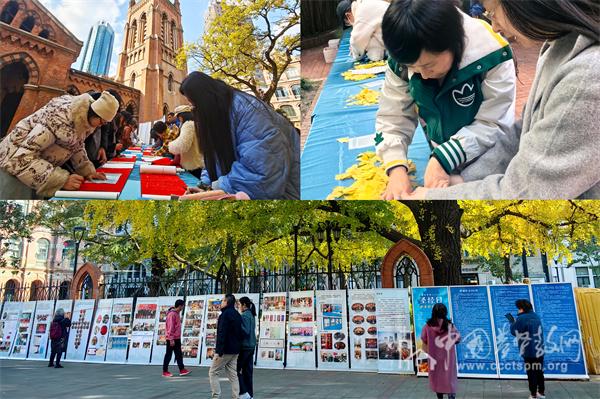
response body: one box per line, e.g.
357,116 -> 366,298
177,0 -> 300,103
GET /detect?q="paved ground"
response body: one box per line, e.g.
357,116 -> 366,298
1,359 -> 598,399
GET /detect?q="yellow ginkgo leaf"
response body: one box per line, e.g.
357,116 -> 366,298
347,88 -> 380,106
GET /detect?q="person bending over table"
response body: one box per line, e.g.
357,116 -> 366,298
0,91 -> 119,199
407,0 -> 600,199
167,105 -> 204,179
376,0 -> 516,200
337,0 -> 390,61
178,72 -> 300,200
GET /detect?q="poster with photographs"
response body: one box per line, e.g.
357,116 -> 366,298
411,287 -> 450,376
0,301 -> 23,358
181,295 -> 206,364
199,293 -> 259,367
286,290 -> 315,370
27,300 -> 55,360
150,296 -> 179,364
128,297 -> 158,364
50,299 -> 73,359
200,294 -> 224,367
256,292 -> 287,369
375,289 -> 413,374
105,297 -> 133,363
9,301 -> 36,358
66,299 -> 96,361
85,298 -> 113,362
348,290 -> 378,371
316,290 -> 349,370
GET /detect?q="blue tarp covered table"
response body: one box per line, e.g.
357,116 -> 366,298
52,149 -> 200,200
301,29 -> 430,200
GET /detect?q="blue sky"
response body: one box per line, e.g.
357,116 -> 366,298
39,0 -> 210,76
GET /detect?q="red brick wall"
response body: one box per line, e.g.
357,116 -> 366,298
381,239 -> 434,287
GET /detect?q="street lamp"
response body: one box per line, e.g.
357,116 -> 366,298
71,226 -> 86,281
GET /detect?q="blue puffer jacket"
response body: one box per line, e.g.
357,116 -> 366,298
201,91 -> 300,199
510,310 -> 545,359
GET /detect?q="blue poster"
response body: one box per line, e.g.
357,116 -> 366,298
531,283 -> 588,378
411,287 -> 450,376
450,286 -> 497,377
489,285 -> 531,377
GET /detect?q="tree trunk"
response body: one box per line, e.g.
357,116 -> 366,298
149,255 -> 165,296
503,255 -> 513,283
222,236 -> 241,294
401,201 -> 463,286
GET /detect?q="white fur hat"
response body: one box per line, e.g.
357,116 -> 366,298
91,91 -> 119,121
173,104 -> 193,116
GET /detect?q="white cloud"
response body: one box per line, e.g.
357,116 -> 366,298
38,0 -> 128,74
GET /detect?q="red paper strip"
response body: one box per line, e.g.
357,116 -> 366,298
152,158 -> 177,166
140,173 -> 188,196
128,146 -> 142,151
110,156 -> 137,163
78,168 -> 132,193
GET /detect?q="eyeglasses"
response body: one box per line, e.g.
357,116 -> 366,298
483,9 -> 495,20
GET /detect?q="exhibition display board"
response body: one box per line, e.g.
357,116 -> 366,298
316,290 -> 349,370
9,301 -> 36,358
105,297 -> 133,363
128,297 -> 158,364
449,286 -> 497,378
181,295 -> 206,364
256,292 -> 287,369
49,299 -> 73,359
348,289 -> 378,371
489,284 -> 531,378
411,287 -> 450,376
286,290 -> 316,370
86,299 -> 114,362
27,300 -> 55,360
375,289 -> 413,374
66,299 -> 96,361
0,301 -> 23,358
530,283 -> 588,379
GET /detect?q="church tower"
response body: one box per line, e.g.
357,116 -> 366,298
116,0 -> 188,122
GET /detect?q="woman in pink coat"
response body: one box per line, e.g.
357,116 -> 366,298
421,303 -> 461,399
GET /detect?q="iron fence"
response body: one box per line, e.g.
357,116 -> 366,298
1,263 -> 388,303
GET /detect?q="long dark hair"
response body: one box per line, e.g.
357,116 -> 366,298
239,296 -> 257,317
180,72 -> 235,181
427,303 -> 451,333
499,0 -> 599,42
382,0 -> 465,66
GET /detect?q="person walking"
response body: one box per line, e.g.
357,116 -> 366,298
209,294 -> 243,399
421,303 -> 461,399
510,299 -> 545,399
237,297 -> 257,399
48,308 -> 71,369
162,299 -> 190,377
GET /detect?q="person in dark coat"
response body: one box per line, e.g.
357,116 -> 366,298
209,294 -> 243,399
510,299 -> 546,399
48,308 -> 71,368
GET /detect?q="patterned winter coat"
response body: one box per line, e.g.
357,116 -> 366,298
0,94 -> 97,197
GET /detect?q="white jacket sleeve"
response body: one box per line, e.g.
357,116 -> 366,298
349,0 -> 387,61
375,65 -> 419,173
432,59 -> 516,173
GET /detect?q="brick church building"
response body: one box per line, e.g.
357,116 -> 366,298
0,0 -> 141,138
116,0 -> 188,122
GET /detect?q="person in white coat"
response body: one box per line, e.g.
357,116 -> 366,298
337,0 -> 390,61
167,105 -> 204,179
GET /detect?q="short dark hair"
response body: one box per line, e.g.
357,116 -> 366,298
224,293 -> 236,307
515,299 -> 533,312
153,121 -> 167,134
175,299 -> 184,308
336,0 -> 353,28
178,111 -> 194,123
498,0 -> 599,42
167,112 -> 175,117
382,0 -> 465,65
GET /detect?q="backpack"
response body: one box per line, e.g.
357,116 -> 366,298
50,321 -> 62,340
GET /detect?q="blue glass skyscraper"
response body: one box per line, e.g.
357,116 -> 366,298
80,21 -> 114,76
